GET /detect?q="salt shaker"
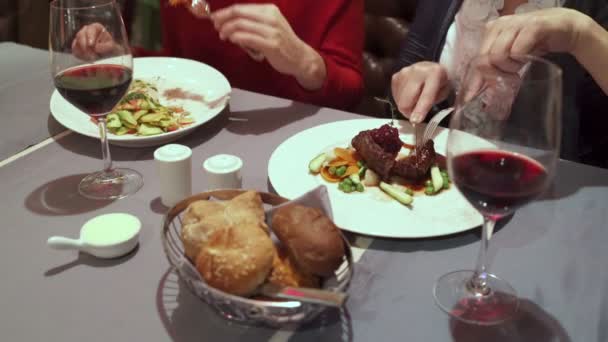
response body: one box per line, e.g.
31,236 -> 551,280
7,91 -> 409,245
203,154 -> 243,189
154,144 -> 192,207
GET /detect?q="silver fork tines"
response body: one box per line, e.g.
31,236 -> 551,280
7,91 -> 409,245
413,123 -> 419,155
422,107 -> 455,143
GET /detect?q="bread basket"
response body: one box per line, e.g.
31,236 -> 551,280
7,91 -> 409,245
161,189 -> 354,326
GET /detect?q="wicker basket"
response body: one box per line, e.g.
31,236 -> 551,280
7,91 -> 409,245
161,189 -> 354,326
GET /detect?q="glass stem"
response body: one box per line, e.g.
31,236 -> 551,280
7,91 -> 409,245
97,117 -> 113,172
469,216 -> 496,295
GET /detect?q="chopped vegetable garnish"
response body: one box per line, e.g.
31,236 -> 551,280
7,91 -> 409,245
430,166 -> 443,194
105,79 -> 194,136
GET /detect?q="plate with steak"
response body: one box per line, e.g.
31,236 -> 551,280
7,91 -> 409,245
268,119 -> 483,239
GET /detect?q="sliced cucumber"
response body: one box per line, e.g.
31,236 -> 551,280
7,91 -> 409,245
114,126 -> 130,135
380,182 -> 413,205
430,166 -> 443,193
133,109 -> 148,121
308,153 -> 327,174
106,113 -> 122,129
138,123 -> 163,136
116,110 -> 138,128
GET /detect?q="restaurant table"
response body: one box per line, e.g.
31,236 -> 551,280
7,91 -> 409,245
2,44 -> 608,342
0,42 -> 65,162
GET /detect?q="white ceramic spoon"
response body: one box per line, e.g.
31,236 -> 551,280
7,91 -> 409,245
47,213 -> 141,259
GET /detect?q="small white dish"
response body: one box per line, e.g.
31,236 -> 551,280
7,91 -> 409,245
47,213 -> 141,259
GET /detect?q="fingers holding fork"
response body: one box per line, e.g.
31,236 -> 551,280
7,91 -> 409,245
174,0 -> 265,61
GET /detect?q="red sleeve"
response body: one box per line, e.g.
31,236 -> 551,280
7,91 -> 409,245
289,0 -> 364,110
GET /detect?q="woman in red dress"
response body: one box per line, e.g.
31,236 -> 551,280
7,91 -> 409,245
74,0 -> 364,110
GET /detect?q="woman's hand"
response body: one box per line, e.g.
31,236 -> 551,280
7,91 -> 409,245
479,8 -> 591,59
391,62 -> 451,123
72,23 -> 118,60
480,8 -> 608,95
211,4 -> 326,90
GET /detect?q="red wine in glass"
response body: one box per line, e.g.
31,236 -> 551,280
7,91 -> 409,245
433,54 -> 561,326
50,0 -> 143,200
54,64 -> 132,116
451,150 -> 548,219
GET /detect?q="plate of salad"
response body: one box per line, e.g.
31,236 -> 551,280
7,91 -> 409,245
268,119 -> 484,238
50,57 -> 231,147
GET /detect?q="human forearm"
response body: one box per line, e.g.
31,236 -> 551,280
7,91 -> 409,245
573,15 -> 608,95
293,40 -> 327,91
288,55 -> 363,110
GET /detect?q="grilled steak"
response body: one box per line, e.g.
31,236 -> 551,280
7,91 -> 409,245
351,131 -> 395,180
392,140 -> 436,180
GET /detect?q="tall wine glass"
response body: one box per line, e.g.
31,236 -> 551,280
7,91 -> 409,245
433,54 -> 562,325
49,0 -> 143,200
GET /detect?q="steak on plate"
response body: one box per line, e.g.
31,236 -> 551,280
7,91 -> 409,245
391,140 -> 436,180
351,131 -> 395,180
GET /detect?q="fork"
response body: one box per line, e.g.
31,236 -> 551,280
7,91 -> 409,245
188,0 -> 264,60
412,122 -> 420,155
421,107 -> 455,144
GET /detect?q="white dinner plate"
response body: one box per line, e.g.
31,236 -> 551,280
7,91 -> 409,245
268,119 -> 483,238
50,57 -> 231,147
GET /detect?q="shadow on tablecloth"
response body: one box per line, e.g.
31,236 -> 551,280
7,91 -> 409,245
224,101 -> 320,136
24,173 -> 113,216
449,298 -> 571,342
44,246 -> 138,276
156,268 -> 353,342
47,112 -> 65,138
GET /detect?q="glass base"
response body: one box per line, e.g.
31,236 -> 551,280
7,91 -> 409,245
78,168 -> 143,200
433,270 -> 519,325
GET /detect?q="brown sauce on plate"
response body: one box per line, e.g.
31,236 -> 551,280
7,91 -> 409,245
163,88 -> 204,103
392,152 -> 448,192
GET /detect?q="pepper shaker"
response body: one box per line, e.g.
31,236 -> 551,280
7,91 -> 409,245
154,144 -> 193,207
203,154 -> 243,189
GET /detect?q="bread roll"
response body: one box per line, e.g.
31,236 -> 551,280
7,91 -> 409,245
268,246 -> 320,288
195,223 -> 275,296
181,191 -> 269,261
272,204 -> 345,277
180,191 -> 275,296
181,200 -> 226,260
224,191 -> 269,232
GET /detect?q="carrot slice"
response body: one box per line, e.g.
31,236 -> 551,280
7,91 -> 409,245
334,147 -> 358,163
321,166 -> 341,183
327,159 -> 350,167
343,165 -> 360,177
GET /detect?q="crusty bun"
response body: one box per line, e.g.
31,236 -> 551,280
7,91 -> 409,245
181,191 -> 269,261
268,246 -> 320,288
272,205 -> 345,277
195,223 -> 275,297
223,191 -> 269,233
181,200 -> 226,261
181,191 -> 275,296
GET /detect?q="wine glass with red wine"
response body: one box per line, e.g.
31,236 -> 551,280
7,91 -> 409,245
49,0 -> 143,199
433,54 -> 562,325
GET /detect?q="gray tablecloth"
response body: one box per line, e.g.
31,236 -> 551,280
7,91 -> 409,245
1,45 -> 608,341
0,42 -> 64,161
